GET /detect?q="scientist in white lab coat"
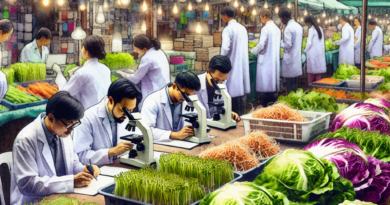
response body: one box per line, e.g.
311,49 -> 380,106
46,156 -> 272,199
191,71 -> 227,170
251,9 -> 281,108
368,20 -> 384,59
20,27 -> 51,63
54,35 -> 111,110
220,6 -> 250,116
118,34 -> 170,110
73,79 -> 143,166
0,19 -> 13,102
303,16 -> 326,83
279,8 -> 303,94
354,17 -> 362,69
11,91 -> 100,205
141,71 -> 201,142
333,16 -> 355,66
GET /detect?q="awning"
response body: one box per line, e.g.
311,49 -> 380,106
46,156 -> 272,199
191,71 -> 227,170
339,1 -> 390,7
317,0 -> 351,10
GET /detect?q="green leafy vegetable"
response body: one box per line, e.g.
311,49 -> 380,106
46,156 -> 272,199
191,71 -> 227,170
200,182 -> 290,205
332,63 -> 360,80
4,86 -> 42,104
1,68 -> 14,85
37,196 -> 99,205
281,48 -> 284,59
333,32 -> 342,41
336,103 -> 349,113
63,64 -> 78,76
325,39 -> 339,51
302,37 -> 307,52
249,42 -> 257,49
81,53 -> 136,70
378,82 -> 390,93
11,63 -> 46,82
111,75 -> 119,82
367,68 -> 390,82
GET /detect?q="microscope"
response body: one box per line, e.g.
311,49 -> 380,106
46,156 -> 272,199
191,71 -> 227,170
206,81 -> 236,130
180,94 -> 212,144
119,108 -> 155,168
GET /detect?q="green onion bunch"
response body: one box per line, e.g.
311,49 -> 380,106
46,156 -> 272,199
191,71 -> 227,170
1,68 -> 14,85
81,53 -> 136,70
114,166 -> 205,205
11,63 -> 46,82
158,153 -> 234,193
5,86 -> 42,104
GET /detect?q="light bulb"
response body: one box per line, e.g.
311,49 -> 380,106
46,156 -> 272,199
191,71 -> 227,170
240,5 -> 244,12
158,5 -> 162,14
117,0 -> 121,5
368,14 -> 371,19
103,0 -> 108,9
96,5 -> 105,24
141,20 -> 146,31
188,2 -> 192,11
386,14 -> 388,17
205,2 -> 209,11
336,16 -> 339,20
322,11 -> 326,18
58,0 -> 63,6
252,8 -> 256,15
304,9 -> 307,16
249,0 -> 255,5
196,22 -> 201,33
275,6 -> 279,14
349,15 -> 352,20
325,20 -> 328,24
122,0 -> 129,4
317,19 -> 320,23
376,17 -> 378,21
173,3 -> 178,14
287,2 -> 291,9
80,4 -> 86,10
264,1 -> 268,8
43,0 -> 49,6
233,0 -> 238,8
142,1 -> 147,12
301,17 -> 303,22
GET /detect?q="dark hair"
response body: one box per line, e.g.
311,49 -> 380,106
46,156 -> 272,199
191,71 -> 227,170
0,19 -> 13,34
304,15 -> 323,39
107,78 -> 142,105
35,27 -> 52,40
174,70 -> 201,91
354,17 -> 361,25
133,34 -> 161,50
260,9 -> 272,19
340,15 -> 348,22
369,20 -> 377,25
209,55 -> 232,74
83,35 -> 106,60
278,8 -> 291,19
46,91 -> 84,120
221,7 -> 235,18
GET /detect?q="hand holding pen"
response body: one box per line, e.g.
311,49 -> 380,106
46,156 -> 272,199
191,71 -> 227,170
84,159 -> 101,180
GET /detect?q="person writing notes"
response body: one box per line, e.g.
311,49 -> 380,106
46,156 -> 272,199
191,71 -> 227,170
0,19 -> 13,103
141,70 -> 201,141
11,91 -> 100,205
333,16 -> 355,66
73,79 -> 142,166
367,20 -> 384,59
20,28 -> 51,63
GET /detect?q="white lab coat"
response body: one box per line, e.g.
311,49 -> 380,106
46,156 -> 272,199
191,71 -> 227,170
0,70 -> 7,103
221,19 -> 250,98
20,39 -> 49,63
368,26 -> 384,59
56,58 -> 111,110
125,48 -> 170,109
354,26 -> 362,65
141,85 -> 185,142
11,114 -> 85,205
281,19 -> 303,78
334,23 -> 355,66
304,26 -> 326,74
251,20 -> 281,92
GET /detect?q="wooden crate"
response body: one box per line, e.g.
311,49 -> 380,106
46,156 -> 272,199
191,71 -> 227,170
195,61 -> 209,71
195,47 -> 221,62
193,35 -> 214,48
213,32 -> 222,47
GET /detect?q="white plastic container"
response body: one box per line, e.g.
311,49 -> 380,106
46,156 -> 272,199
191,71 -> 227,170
241,111 -> 332,142
346,75 -> 384,89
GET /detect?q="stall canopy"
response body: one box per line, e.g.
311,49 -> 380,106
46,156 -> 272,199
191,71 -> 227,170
293,0 -> 352,10
339,1 -> 390,7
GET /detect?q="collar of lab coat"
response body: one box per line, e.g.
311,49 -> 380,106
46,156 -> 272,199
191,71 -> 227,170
265,20 -> 275,26
97,97 -> 113,141
228,19 -> 237,26
286,19 -> 296,27
83,58 -> 99,67
32,39 -> 39,50
161,84 -> 173,128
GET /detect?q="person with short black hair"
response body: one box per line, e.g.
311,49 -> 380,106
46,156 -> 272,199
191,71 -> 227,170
73,79 -> 142,166
20,27 -> 52,63
10,91 -> 101,205
141,70 -> 201,141
117,34 -> 170,110
0,19 -> 13,103
354,17 -> 362,69
189,55 -> 240,121
333,15 -> 355,66
278,8 -> 303,94
251,8 -> 281,107
368,20 -> 384,59
53,35 -> 111,110
220,6 -> 250,116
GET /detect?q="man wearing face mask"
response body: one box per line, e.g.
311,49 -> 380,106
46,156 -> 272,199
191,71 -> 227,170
11,91 -> 100,205
73,79 -> 141,166
141,70 -> 201,141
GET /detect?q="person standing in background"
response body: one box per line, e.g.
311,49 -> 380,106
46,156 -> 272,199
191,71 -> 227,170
250,9 -> 281,107
0,19 -> 13,103
20,27 -> 51,63
333,16 -> 355,66
367,20 -> 383,59
220,6 -> 250,115
304,16 -> 326,83
354,17 -> 362,69
279,8 -> 303,94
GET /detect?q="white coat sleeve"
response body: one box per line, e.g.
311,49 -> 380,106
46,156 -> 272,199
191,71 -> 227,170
13,139 -> 74,196
281,27 -> 293,50
126,58 -> 152,84
368,29 -> 378,53
73,120 -> 112,166
72,149 -> 87,174
384,45 -> 390,53
20,48 -> 29,63
54,71 -> 68,89
334,28 -> 350,45
354,36 -> 361,50
304,29 -> 314,52
59,71 -> 85,97
251,29 -> 268,55
141,100 -> 172,142
220,29 -> 231,56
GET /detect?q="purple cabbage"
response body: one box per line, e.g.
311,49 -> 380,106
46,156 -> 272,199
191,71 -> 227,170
364,98 -> 390,115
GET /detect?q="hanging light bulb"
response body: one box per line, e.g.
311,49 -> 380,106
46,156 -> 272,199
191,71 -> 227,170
368,14 -> 371,19
386,14 -> 388,17
205,2 -> 209,11
142,0 -> 147,12
325,20 -> 328,24
80,4 -> 86,10
263,1 -> 268,9
275,6 -> 279,14
322,11 -> 326,18
304,9 -> 307,16
349,14 -> 353,20
317,18 -> 320,23
287,2 -> 291,9
43,0 -> 49,6
240,5 -> 244,12
58,0 -> 64,6
141,20 -> 146,32
158,4 -> 162,14
301,17 -> 303,22
96,4 -> 106,24
375,17 -> 378,21
122,0 -> 129,4
252,8 -> 256,16
188,2 -> 192,11
117,0 -> 121,5
249,0 -> 255,6
103,0 -> 108,10
336,15 -> 339,20
233,0 -> 238,8
196,22 -> 202,33
173,3 -> 178,14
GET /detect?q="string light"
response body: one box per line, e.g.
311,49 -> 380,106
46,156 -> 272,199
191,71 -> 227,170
317,18 -> 320,23
336,16 -> 339,20
122,0 -> 129,4
287,2 -> 291,9
263,1 -> 268,9
58,0 -> 64,6
205,2 -> 209,11
196,22 -> 201,33
173,3 -> 178,14
240,5 -> 244,12
43,0 -> 49,6
142,0 -> 147,11
158,5 -> 162,14
274,6 -> 279,14
233,0 -> 238,8
249,0 -> 255,5
322,11 -> 326,18
252,8 -> 256,15
304,9 -> 307,16
368,14 -> 371,19
188,2 -> 192,11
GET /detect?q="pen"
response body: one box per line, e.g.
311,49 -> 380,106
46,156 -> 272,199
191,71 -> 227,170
88,159 -> 98,181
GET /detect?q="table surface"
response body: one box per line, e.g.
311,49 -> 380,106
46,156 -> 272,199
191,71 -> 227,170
40,121 -> 307,205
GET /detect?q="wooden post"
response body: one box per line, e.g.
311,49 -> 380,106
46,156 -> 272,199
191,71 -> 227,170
294,0 -> 298,20
146,0 -> 153,37
360,0 -> 368,98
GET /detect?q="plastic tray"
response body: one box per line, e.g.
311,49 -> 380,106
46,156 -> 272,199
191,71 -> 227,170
346,75 -> 384,89
98,172 -> 242,205
14,79 -> 56,87
312,80 -> 346,87
241,111 -> 331,143
1,97 -> 47,110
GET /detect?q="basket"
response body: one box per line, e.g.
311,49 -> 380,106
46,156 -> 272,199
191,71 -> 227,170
1,97 -> 47,110
346,75 -> 384,89
241,111 -> 332,143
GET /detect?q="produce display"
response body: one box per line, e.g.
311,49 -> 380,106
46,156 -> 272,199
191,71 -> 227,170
325,38 -> 339,51
158,153 -> 234,192
367,67 -> 390,82
304,139 -> 390,204
280,48 -> 284,59
313,88 -> 370,100
252,103 -> 308,122
11,63 -> 46,82
302,37 -> 307,52
200,182 -> 289,205
333,32 -> 342,41
17,82 -> 58,99
37,197 -> 99,205
332,63 -> 360,80
63,64 -> 78,76
249,42 -> 257,48
1,68 -> 14,85
366,57 -> 389,69
277,88 -> 339,113
313,78 -> 342,85
253,150 -> 356,205
235,131 -> 281,159
114,167 -> 205,205
82,53 -> 136,70
4,86 -> 42,104
340,200 -> 376,205
0,104 -> 8,111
